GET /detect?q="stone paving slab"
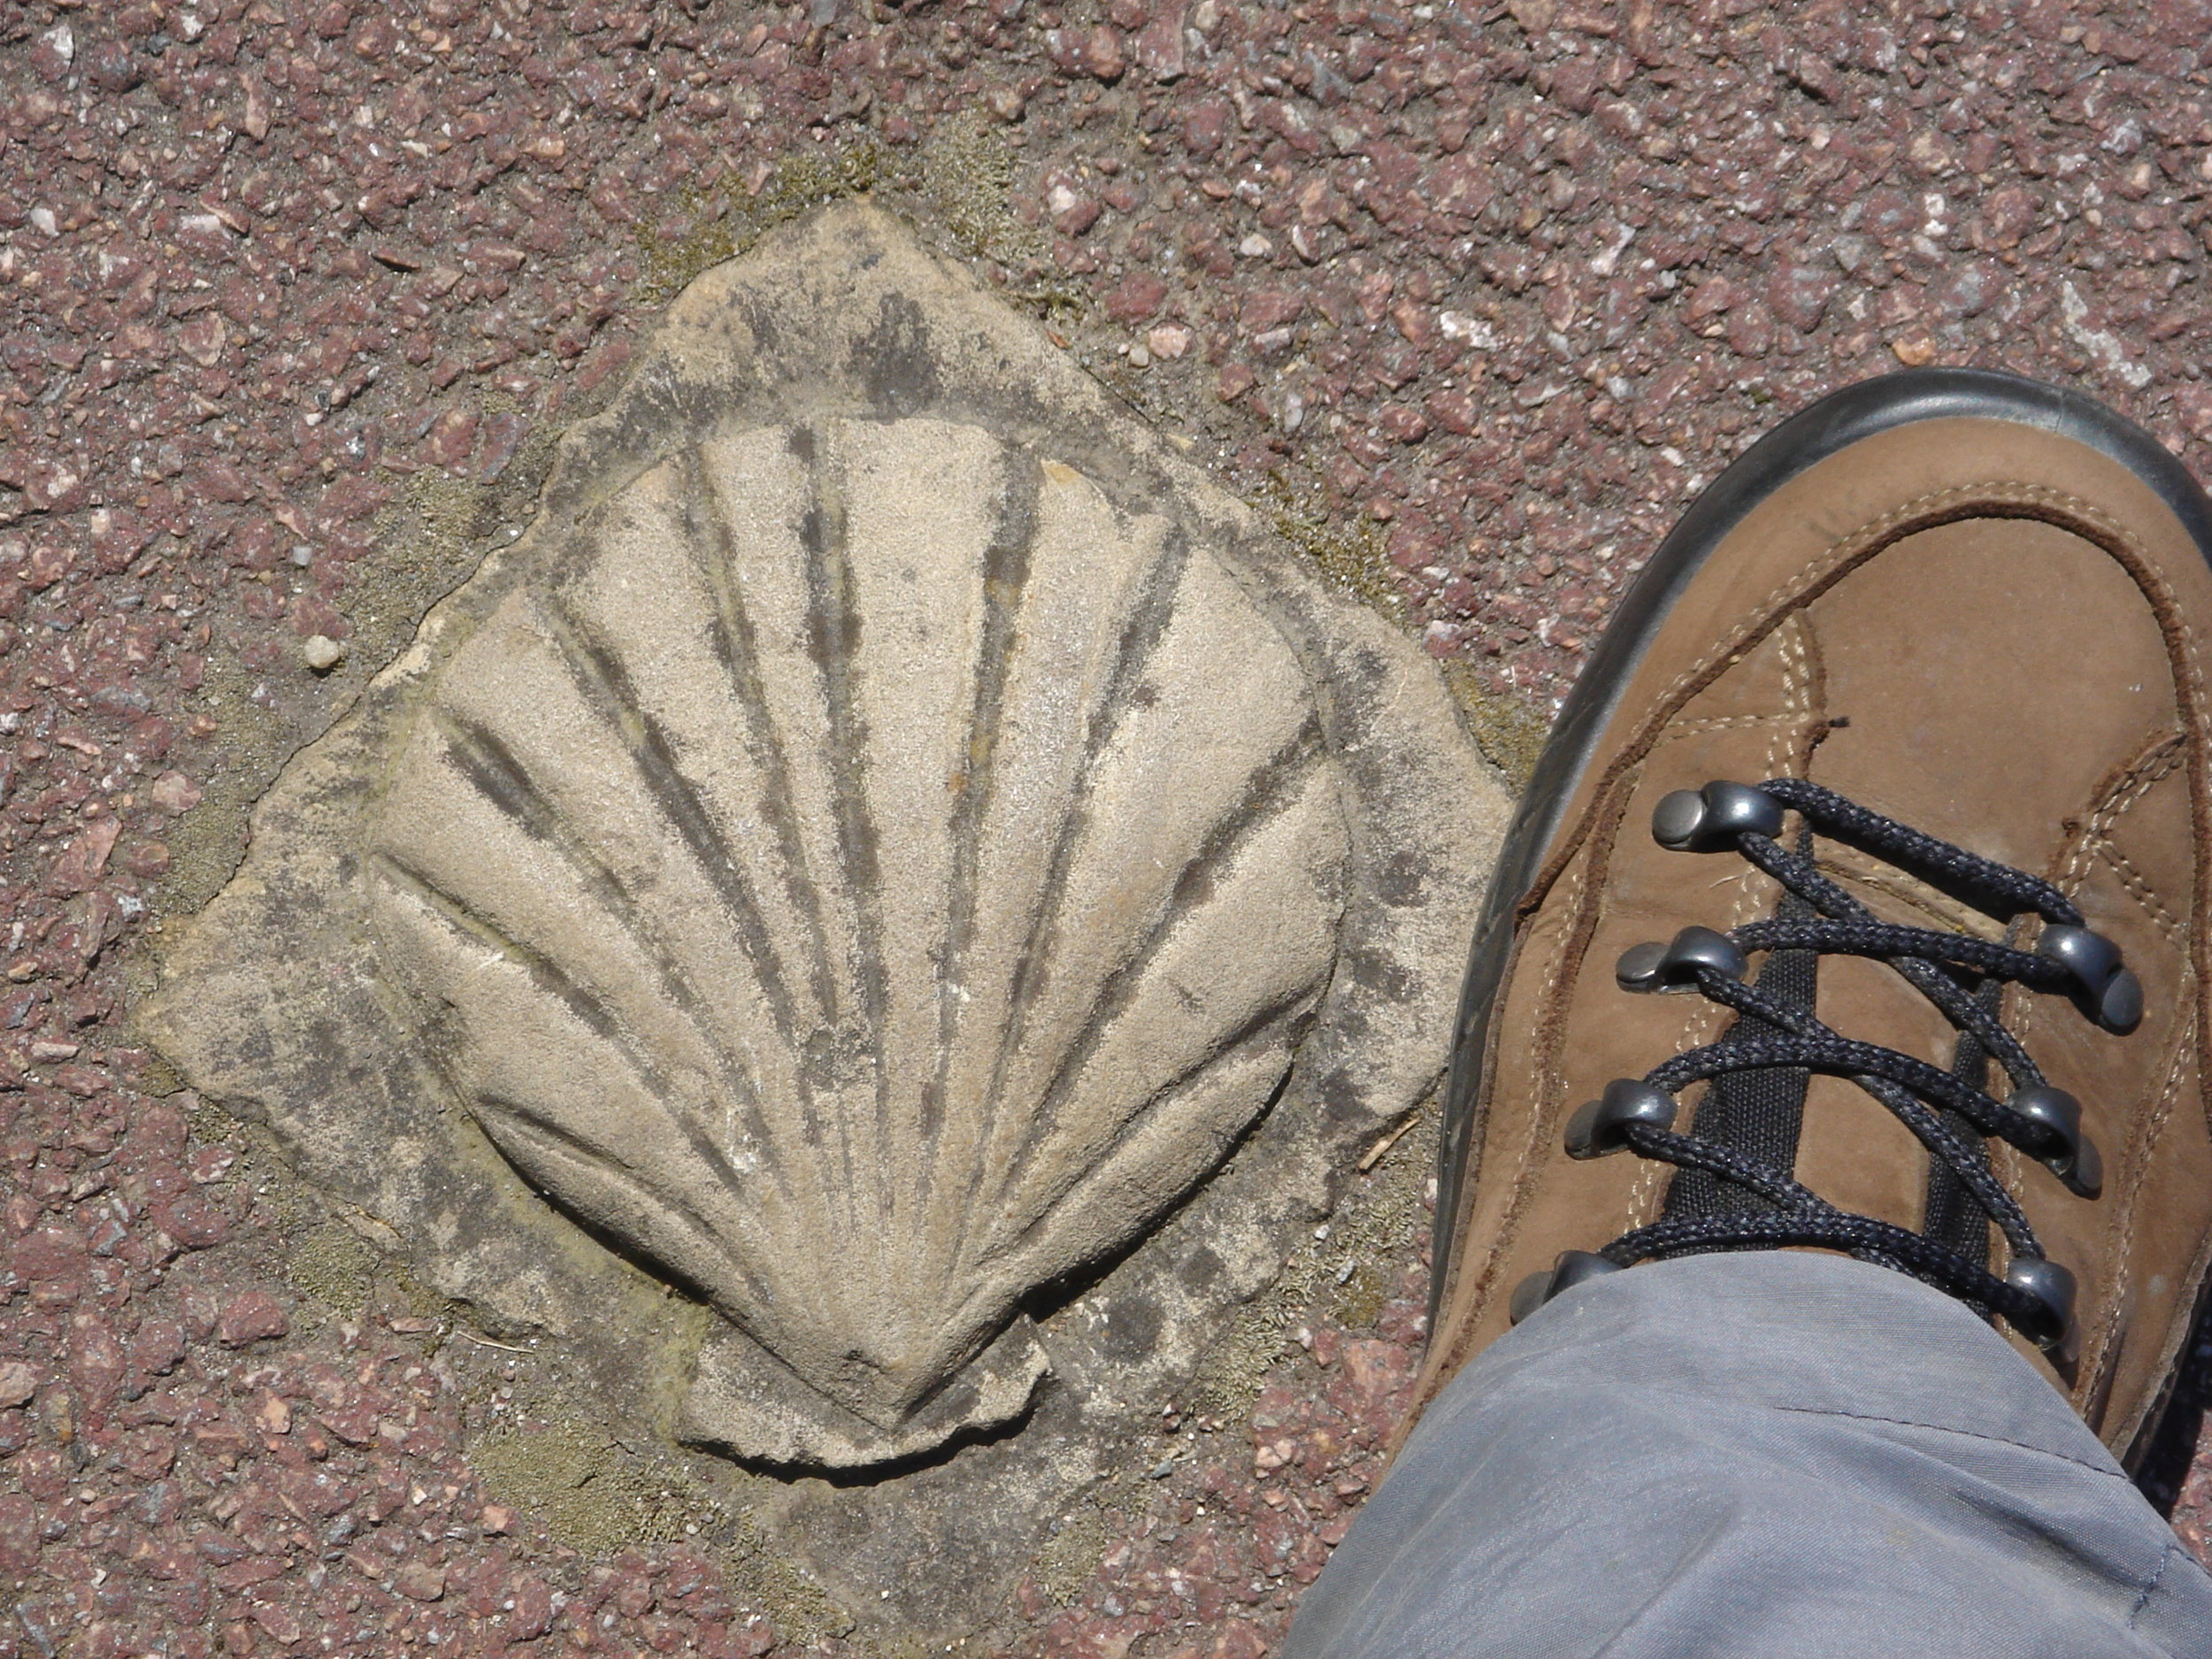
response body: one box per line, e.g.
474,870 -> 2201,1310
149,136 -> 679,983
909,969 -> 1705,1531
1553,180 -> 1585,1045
140,198 -> 1507,1637
3,0 -> 2212,1655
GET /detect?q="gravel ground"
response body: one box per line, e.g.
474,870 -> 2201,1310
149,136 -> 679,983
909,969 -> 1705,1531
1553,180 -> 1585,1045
3,0 -> 2212,1653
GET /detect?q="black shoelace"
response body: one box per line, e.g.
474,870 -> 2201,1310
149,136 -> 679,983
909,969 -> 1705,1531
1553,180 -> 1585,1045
1510,779 -> 2140,1352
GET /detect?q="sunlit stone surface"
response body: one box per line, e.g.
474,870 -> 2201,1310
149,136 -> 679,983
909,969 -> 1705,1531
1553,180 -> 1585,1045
145,204 -> 1506,1626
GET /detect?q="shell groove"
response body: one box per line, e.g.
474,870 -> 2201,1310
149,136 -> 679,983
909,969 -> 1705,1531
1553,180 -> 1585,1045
365,417 -> 1351,1459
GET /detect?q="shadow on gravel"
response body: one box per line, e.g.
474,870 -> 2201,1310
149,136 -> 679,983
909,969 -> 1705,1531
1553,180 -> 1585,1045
2137,1301 -> 2212,1517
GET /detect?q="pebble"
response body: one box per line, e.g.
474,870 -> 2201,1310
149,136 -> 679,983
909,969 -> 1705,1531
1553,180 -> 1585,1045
0,1362 -> 36,1409
149,772 -> 203,814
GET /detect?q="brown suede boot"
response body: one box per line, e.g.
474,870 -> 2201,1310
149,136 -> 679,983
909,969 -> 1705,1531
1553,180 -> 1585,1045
1417,369 -> 2212,1468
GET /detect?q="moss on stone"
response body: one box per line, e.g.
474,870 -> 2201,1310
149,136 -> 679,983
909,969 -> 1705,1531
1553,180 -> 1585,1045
1026,1501 -> 1118,1607
1244,479 -> 1555,796
1439,660 -> 1551,793
1255,474 -> 1405,621
129,460 -> 525,942
462,1347 -> 858,1642
636,142 -> 887,308
134,1049 -> 185,1097
719,1510 -> 860,1646
466,1419 -> 700,1555
394,1259 -> 456,1325
286,1222 -> 381,1318
1184,1107 -> 1436,1420
918,112 -> 1046,272
142,644 -> 296,922
182,1089 -> 236,1142
637,121 -> 1074,335
1330,1262 -> 1392,1330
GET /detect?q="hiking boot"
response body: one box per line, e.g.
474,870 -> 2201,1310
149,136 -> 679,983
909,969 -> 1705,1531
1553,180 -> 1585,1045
1416,369 -> 2212,1466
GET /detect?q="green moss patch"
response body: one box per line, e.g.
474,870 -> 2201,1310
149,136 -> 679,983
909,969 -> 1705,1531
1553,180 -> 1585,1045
466,1419 -> 698,1554
1184,1107 -> 1436,1421
285,1222 -> 383,1319
1439,660 -> 1550,793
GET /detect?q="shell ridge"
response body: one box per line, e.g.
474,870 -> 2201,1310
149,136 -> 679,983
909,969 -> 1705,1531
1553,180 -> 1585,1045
921,447 -> 1042,1227
365,851 -> 780,1271
986,710 -> 1332,1217
534,591 -> 809,1050
829,419 -> 1000,1259
687,444 -> 844,1029
794,423 -> 888,1238
682,434 -> 865,1227
949,522 -> 1196,1256
469,1091 -> 782,1317
981,753 -> 1356,1281
915,459 -> 1147,1301
411,566 -> 843,1279
421,704 -> 796,1210
684,440 -> 866,1251
989,982 -> 1320,1264
532,580 -> 855,1239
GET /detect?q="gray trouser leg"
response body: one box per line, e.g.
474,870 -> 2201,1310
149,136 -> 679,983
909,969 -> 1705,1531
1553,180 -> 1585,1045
1282,1252 -> 2212,1658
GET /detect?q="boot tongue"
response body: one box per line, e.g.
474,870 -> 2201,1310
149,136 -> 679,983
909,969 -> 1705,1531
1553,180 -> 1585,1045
1734,800 -> 2012,1252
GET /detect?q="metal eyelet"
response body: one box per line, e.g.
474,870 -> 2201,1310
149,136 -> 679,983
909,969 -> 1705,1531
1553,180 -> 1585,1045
2007,1086 -> 2102,1200
1563,1079 -> 1678,1159
1651,780 -> 1785,852
1617,926 -> 1748,994
1507,1250 -> 1625,1325
2036,925 -> 2143,1034
2003,1254 -> 2078,1352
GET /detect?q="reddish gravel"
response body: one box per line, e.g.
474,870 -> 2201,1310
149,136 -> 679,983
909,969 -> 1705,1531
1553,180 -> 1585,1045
4,0 -> 2212,1654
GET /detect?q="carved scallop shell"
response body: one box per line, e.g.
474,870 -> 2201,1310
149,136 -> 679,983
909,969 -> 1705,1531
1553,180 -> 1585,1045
364,416 -> 1351,1463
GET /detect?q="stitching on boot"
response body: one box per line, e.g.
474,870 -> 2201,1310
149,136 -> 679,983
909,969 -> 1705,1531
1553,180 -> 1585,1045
2078,1004 -> 2194,1415
2062,732 -> 2187,891
2096,843 -> 2189,950
2074,733 -> 2189,949
2013,730 -> 2186,1057
2024,726 -> 2199,1413
2086,1011 -> 2195,1402
1652,712 -> 1795,734
1523,483 -> 2204,927
1433,849 -> 1594,1380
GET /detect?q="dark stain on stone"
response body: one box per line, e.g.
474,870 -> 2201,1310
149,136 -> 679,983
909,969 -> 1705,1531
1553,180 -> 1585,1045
1371,849 -> 1430,905
922,1375 -> 979,1425
1099,1297 -> 1163,1362
1343,947 -> 1416,1002
1318,1069 -> 1369,1124
1178,1244 -> 1223,1291
849,295 -> 941,417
